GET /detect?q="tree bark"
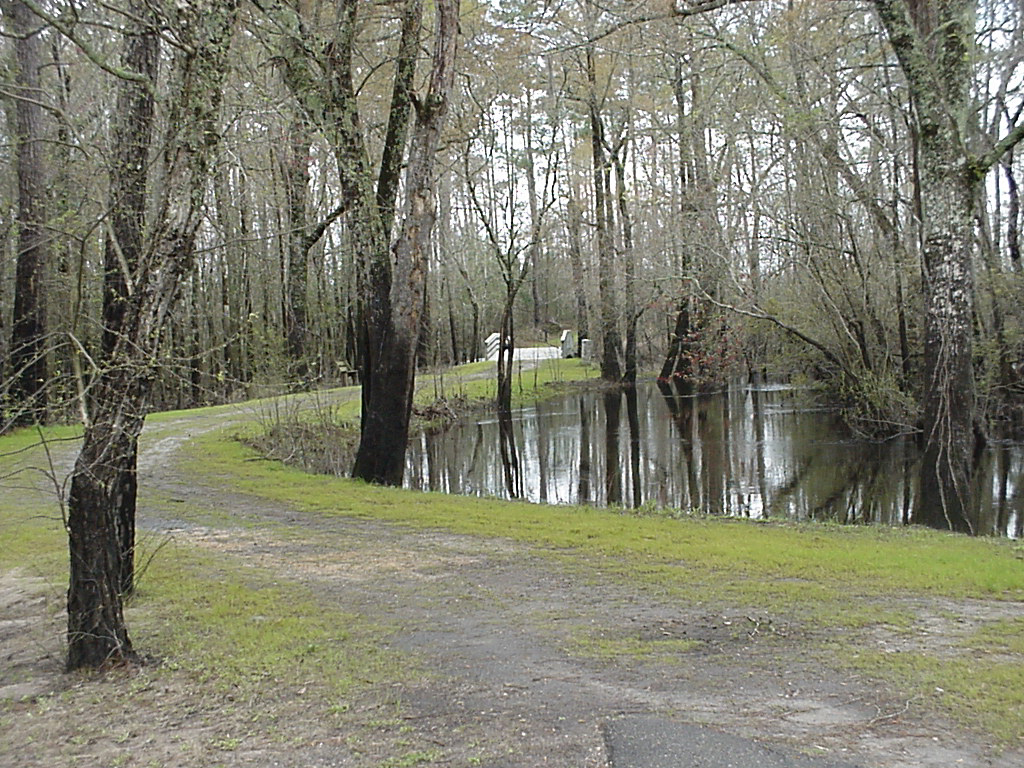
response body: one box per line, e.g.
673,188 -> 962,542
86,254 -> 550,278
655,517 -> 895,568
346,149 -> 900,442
871,0 -> 979,530
282,115 -> 312,369
586,47 -> 622,382
614,141 -> 638,384
376,0 -> 423,240
99,0 -> 158,597
1005,152 -> 1020,270
351,0 -> 460,484
566,193 -> 589,357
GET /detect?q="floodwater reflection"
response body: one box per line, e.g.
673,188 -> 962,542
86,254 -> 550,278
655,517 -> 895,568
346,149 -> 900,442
404,382 -> 1024,537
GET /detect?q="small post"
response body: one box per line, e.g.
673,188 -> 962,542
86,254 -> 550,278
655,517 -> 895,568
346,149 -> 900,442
560,330 -> 575,359
580,338 -> 593,362
485,332 -> 501,361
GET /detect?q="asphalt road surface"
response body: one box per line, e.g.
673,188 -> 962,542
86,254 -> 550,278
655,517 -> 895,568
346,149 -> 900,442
605,716 -> 862,768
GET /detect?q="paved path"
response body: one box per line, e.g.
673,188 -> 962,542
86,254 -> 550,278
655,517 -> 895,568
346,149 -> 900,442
605,717 -> 860,768
512,345 -> 561,361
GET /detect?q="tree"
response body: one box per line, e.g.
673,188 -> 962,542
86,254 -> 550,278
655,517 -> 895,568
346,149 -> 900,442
585,43 -> 624,382
267,0 -> 460,486
66,0 -> 239,669
355,0 -> 460,483
4,0 -> 49,426
871,0 -> 1024,530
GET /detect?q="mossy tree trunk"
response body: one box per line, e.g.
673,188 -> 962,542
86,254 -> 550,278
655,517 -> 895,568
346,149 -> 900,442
270,0 -> 458,486
98,0 -> 158,598
67,0 -> 239,670
872,0 -> 1024,530
353,0 -> 460,484
586,45 -> 623,383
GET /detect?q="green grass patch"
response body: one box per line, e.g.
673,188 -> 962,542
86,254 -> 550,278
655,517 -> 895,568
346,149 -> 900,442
968,617 -> 1024,655
0,419 -> 68,580
185,432 -> 1024,613
571,631 -> 701,663
131,541 -> 408,701
415,358 -> 599,409
0,508 -> 65,578
850,650 -> 1024,745
0,423 -> 82,455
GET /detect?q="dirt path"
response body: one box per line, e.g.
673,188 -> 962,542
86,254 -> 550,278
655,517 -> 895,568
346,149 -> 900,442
2,395 -> 1021,767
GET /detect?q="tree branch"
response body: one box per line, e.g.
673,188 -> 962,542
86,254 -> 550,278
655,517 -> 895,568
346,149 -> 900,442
20,0 -> 153,86
690,280 -> 860,385
977,120 -> 1024,175
577,0 -> 758,48
301,200 -> 347,255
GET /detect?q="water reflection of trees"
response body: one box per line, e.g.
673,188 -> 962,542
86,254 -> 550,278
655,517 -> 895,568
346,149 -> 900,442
497,408 -> 522,499
405,382 -> 1024,537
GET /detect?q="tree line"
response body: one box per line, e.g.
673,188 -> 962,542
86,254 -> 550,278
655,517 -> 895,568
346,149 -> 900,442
1,0 -> 1022,668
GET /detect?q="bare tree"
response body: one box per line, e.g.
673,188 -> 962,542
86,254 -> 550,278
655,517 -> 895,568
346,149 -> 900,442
66,0 -> 239,670
97,0 -> 159,598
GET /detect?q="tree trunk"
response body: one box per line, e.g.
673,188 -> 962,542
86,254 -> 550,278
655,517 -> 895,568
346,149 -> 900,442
67,0 -> 239,669
99,0 -> 158,597
352,0 -> 460,485
67,383 -> 145,669
283,116 -> 312,370
872,0 -> 980,530
915,138 -> 977,531
5,0 -> 49,425
270,0 -> 428,484
376,0 -> 423,240
660,301 -> 691,383
566,194 -> 589,357
614,143 -> 637,384
871,0 -> 1024,523
586,49 -> 622,382
1005,152 -> 1020,271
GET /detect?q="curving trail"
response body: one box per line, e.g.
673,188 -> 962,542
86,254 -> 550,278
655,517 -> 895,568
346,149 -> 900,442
2,385 -> 1020,767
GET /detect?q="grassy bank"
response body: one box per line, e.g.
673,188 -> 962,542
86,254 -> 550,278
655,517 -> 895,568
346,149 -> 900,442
188,431 -> 1024,744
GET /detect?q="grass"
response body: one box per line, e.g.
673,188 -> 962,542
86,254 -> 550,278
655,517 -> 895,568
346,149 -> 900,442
129,541 -> 407,700
571,631 -> 701,663
970,617 -> 1024,655
185,433 -> 1024,608
0,502 -> 407,710
179,407 -> 1024,747
416,357 -> 600,407
4,357 -> 1024,752
849,650 -> 1024,746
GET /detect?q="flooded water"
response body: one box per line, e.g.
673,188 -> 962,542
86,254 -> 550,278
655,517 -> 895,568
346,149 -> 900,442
405,382 -> 1024,537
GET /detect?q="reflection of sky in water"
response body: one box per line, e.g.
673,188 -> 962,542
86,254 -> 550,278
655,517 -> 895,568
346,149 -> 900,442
405,384 -> 1024,538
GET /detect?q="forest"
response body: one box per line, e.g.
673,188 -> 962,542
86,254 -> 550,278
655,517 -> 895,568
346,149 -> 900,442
2,0 -> 1023,669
